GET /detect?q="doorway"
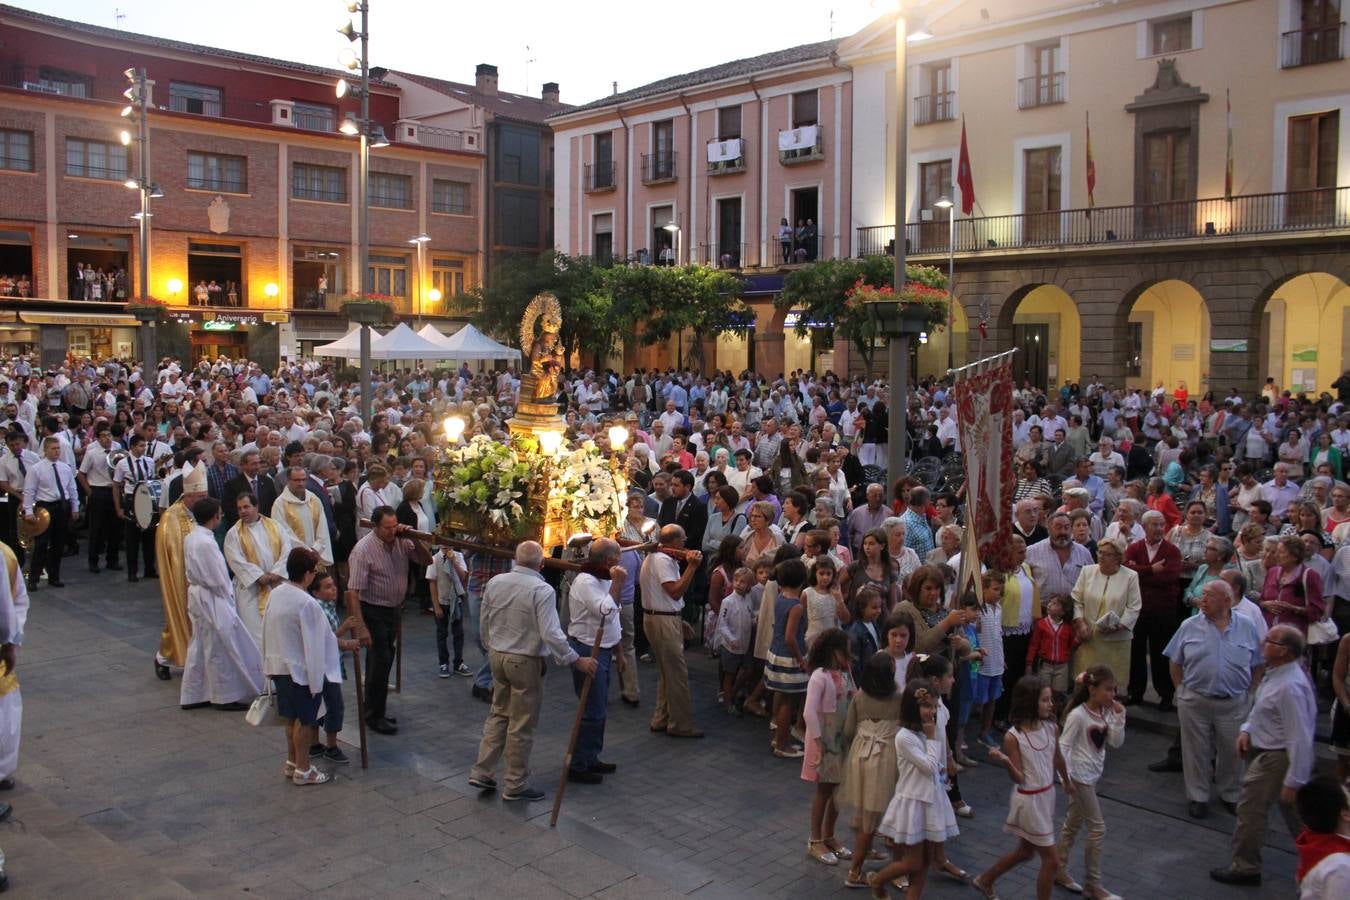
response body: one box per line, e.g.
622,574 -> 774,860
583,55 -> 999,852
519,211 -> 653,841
190,329 -> 248,364
188,241 -> 244,307
716,198 -> 742,268
67,234 -> 131,301
1013,323 -> 1050,390
789,187 -> 819,261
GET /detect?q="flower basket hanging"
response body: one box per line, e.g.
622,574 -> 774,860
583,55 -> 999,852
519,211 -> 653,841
126,296 -> 168,323
846,279 -> 949,335
339,294 -> 395,324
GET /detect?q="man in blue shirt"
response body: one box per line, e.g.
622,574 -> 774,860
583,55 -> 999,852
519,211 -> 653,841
1165,579 -> 1264,820
899,486 -> 935,558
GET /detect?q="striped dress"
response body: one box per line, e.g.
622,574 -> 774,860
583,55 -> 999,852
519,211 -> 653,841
765,593 -> 808,693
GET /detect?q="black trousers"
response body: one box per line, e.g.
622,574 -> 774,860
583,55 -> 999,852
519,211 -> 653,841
361,602 -> 400,723
435,603 -> 465,668
30,499 -> 69,583
1129,608 -> 1179,703
995,632 -> 1032,722
0,500 -> 22,568
124,513 -> 157,577
86,485 -> 121,567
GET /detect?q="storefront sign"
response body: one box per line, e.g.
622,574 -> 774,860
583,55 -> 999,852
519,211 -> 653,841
19,312 -> 138,326
206,312 -> 260,326
202,320 -> 237,331
167,310 -> 195,324
263,311 -> 290,324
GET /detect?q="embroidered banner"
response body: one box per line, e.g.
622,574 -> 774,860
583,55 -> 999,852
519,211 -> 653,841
954,360 -> 1015,578
705,138 -> 744,164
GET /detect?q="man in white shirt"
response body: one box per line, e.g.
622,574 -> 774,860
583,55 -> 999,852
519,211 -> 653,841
77,423 -> 122,574
935,405 -> 959,451
657,400 -> 684,437
563,538 -> 626,785
0,429 -> 37,568
112,432 -> 158,582
1259,463 -> 1301,524
639,525 -> 703,739
271,466 -> 333,568
22,436 -> 78,589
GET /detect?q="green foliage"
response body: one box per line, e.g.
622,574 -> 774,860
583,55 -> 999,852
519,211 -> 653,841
777,258 -> 948,376
457,251 -> 748,369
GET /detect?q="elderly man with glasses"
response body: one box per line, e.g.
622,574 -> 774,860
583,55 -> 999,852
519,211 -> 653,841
1163,580 -> 1264,820
1209,625 -> 1318,886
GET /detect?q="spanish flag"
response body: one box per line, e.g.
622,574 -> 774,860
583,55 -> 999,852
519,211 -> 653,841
1085,111 -> 1096,209
1225,88 -> 1235,201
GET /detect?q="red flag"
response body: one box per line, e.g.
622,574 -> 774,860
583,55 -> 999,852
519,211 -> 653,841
956,116 -> 975,216
1225,88 -> 1234,201
1085,111 -> 1096,209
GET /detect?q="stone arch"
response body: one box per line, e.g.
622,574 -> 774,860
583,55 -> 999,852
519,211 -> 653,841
1253,271 -> 1350,398
994,281 -> 1082,391
1117,278 -> 1212,396
916,295 -> 969,377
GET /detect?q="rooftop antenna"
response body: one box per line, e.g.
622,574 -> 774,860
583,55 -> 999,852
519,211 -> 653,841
114,7 -> 126,28
829,8 -> 835,39
524,45 -> 536,95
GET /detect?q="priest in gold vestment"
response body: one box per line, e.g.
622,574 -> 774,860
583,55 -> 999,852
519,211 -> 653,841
155,462 -> 207,680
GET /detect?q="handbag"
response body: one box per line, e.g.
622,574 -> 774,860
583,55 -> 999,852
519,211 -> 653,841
246,613 -> 287,727
1308,616 -> 1340,646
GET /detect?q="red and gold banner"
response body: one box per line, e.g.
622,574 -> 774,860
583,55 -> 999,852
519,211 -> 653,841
954,361 -> 1016,583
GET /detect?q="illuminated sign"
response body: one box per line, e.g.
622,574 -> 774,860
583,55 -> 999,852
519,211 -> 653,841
202,320 -> 237,331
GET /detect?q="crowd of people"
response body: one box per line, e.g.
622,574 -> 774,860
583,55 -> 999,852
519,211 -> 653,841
0,354 -> 1347,896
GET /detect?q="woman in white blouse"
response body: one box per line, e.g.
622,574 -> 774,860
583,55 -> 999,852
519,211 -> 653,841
1069,539 -> 1142,693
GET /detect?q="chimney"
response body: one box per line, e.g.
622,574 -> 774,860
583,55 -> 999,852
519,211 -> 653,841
475,63 -> 498,96
541,81 -> 560,108
612,80 -> 618,95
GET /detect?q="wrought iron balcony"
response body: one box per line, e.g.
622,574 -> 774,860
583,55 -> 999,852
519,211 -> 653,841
779,129 -> 824,165
1281,23 -> 1345,67
1018,72 -> 1065,109
856,186 -> 1350,259
641,151 -> 678,184
914,92 -> 956,125
584,161 -> 617,192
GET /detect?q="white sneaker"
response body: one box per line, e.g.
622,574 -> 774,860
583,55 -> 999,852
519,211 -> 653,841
954,802 -> 974,818
292,766 -> 330,786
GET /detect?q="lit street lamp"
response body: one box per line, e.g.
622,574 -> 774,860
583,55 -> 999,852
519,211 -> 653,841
933,194 -> 955,371
122,66 -> 162,364
661,222 -> 682,266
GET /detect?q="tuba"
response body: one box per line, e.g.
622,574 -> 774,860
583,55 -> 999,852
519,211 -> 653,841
18,506 -> 49,553
107,449 -> 129,482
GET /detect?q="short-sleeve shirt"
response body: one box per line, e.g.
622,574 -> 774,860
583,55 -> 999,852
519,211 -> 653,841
640,552 -> 683,613
1163,613 -> 1262,699
347,532 -> 416,608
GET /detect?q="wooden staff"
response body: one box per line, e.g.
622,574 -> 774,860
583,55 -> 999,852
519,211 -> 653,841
394,613 -> 402,694
549,613 -> 609,828
351,649 -> 369,769
358,520 -> 588,572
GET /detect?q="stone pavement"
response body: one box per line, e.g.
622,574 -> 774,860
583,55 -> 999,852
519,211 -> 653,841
0,565 -> 1304,898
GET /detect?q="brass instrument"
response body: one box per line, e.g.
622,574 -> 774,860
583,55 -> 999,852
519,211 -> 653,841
18,506 -> 49,552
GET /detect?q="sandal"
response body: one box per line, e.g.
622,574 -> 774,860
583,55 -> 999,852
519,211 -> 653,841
807,839 -> 839,866
824,839 -> 853,860
971,874 -> 1000,899
773,745 -> 804,759
865,872 -> 888,899
844,868 -> 869,889
743,700 -> 769,718
940,862 -> 969,883
291,766 -> 330,786
283,761 -> 295,779
892,876 -> 909,891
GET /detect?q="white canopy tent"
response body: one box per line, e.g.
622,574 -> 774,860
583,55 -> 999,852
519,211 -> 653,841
369,322 -> 460,360
429,323 -> 521,361
312,325 -> 378,359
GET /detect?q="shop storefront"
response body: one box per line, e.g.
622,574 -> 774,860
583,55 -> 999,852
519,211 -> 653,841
4,311 -> 140,368
163,309 -> 287,368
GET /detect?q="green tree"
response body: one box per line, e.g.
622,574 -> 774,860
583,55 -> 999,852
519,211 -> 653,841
601,263 -> 749,373
776,258 -> 946,377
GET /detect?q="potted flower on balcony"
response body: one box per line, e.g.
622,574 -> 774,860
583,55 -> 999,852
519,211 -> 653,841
338,293 -> 396,325
126,296 -> 168,323
846,277 -> 950,335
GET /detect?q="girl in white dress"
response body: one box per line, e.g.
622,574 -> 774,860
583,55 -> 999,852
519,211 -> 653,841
869,678 -> 959,898
803,557 -> 851,648
973,676 -> 1073,900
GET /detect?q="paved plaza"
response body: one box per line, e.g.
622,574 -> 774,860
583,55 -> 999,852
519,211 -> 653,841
1,567 -> 1301,898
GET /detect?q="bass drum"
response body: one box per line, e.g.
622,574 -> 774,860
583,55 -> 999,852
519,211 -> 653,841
133,482 -> 158,531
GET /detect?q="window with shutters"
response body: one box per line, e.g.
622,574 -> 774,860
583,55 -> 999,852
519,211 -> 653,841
1023,147 -> 1062,243
369,172 -> 412,209
292,163 -> 347,202
187,151 -> 247,193
66,138 -> 127,181
432,179 -> 470,215
1287,110 -> 1339,224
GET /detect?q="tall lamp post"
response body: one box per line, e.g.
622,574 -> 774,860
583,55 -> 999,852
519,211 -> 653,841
662,222 -> 682,266
121,67 -> 163,364
337,1 -> 389,427
933,195 -> 955,371
409,232 -> 430,324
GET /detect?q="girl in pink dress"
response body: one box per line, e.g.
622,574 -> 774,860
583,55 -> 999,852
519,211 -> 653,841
974,675 -> 1073,900
802,627 -> 856,866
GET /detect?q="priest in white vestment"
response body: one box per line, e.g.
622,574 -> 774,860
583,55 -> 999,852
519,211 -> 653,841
180,497 -> 264,709
271,465 -> 333,567
223,493 -> 293,647
0,540 -> 29,791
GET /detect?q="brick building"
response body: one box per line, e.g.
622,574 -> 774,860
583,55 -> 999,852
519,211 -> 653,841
0,4 -> 485,369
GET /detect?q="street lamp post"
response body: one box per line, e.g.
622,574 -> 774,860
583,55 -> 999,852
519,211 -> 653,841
122,67 -> 161,365
887,8 -> 910,481
409,232 -> 430,324
339,0 -> 377,426
662,222 -> 681,266
934,195 -> 955,371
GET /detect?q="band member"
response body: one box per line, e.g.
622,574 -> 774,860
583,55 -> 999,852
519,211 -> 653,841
22,437 -> 78,591
0,430 -> 37,568
113,433 -> 159,583
155,462 -> 207,680
77,422 -> 121,574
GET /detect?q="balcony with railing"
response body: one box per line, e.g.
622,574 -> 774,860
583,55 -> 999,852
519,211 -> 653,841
417,124 -> 470,151
641,151 -> 678,184
698,242 -> 747,269
1018,72 -> 1065,109
706,138 -> 747,175
914,92 -> 956,125
779,127 -> 824,165
584,161 -> 617,193
856,186 -> 1350,259
1281,22 -> 1345,67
